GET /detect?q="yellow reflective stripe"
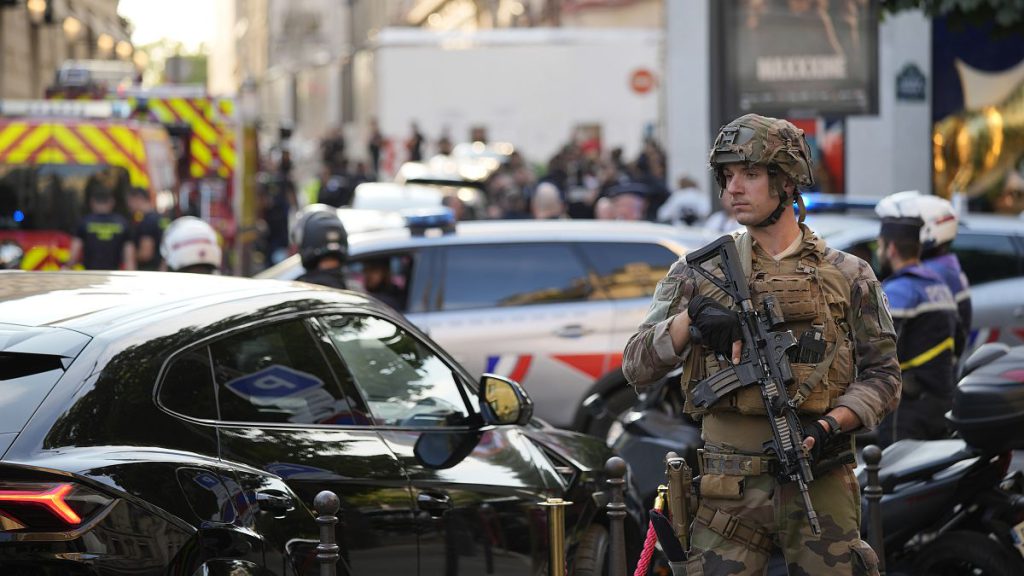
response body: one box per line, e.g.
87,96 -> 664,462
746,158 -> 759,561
146,98 -> 178,124
190,160 -> 204,178
219,140 -> 236,169
169,98 -> 218,144
77,124 -> 122,159
21,246 -> 49,270
899,337 -> 955,370
53,125 -> 98,163
0,122 -> 29,157
191,136 -> 213,166
36,148 -> 67,163
7,126 -> 50,163
107,126 -> 144,163
77,125 -> 149,188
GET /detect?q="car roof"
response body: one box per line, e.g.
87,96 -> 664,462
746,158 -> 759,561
0,271 -> 376,335
348,219 -> 714,252
804,211 -> 1024,244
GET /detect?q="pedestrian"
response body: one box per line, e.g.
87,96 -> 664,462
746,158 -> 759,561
705,195 -> 741,233
873,202 -> 958,447
623,113 -> 897,575
160,216 -> 222,274
604,182 -> 649,221
531,182 -> 566,219
657,175 -> 711,226
127,187 -> 167,271
368,118 -> 383,176
407,121 -> 425,162
292,204 -> 348,289
876,191 -> 972,364
261,151 -> 296,265
321,126 -> 346,175
70,179 -> 135,270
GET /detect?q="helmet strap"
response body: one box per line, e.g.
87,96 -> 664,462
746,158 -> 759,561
752,170 -> 791,228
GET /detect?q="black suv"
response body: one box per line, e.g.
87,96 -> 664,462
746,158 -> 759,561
0,271 -> 642,575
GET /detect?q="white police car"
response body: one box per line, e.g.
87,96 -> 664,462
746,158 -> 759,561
259,211 -> 715,437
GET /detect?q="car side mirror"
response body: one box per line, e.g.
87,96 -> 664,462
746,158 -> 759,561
480,374 -> 533,426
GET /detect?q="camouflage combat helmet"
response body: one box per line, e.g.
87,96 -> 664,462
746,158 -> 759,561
709,114 -> 815,226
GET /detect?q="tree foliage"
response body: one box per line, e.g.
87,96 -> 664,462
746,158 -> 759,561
884,0 -> 1024,31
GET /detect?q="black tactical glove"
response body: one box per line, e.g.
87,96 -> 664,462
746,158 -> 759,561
803,420 -> 829,463
687,294 -> 742,357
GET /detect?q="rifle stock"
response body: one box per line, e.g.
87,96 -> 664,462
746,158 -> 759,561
685,235 -> 822,536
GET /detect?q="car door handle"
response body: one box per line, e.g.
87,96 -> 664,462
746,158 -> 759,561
555,324 -> 592,338
255,490 -> 295,515
417,491 -> 452,517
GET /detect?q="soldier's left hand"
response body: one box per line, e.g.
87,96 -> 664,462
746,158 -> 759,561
802,420 -> 829,462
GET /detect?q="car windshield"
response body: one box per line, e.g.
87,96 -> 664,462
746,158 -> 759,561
0,164 -> 131,233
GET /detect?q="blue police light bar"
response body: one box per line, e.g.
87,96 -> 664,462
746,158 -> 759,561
402,207 -> 456,236
13,210 -> 24,223
800,193 -> 878,214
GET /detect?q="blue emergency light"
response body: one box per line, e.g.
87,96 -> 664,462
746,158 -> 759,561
403,207 -> 456,236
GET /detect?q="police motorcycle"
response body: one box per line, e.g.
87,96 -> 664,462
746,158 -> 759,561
858,342 -> 1024,575
610,343 -> 1024,575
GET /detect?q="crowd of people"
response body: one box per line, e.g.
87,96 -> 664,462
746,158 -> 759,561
286,120 -> 740,233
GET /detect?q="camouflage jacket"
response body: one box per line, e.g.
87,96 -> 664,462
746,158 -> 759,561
621,226 -> 901,431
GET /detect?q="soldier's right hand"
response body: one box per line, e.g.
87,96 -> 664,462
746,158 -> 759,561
687,295 -> 743,362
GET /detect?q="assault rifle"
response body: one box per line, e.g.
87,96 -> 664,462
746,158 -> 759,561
685,235 -> 821,536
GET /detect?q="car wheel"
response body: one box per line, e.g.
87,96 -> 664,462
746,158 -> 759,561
585,387 -> 637,445
575,524 -> 609,576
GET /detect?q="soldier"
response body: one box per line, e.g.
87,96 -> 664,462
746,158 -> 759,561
623,114 -> 900,575
873,204 -> 958,447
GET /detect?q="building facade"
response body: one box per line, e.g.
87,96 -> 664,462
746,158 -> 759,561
0,0 -> 133,99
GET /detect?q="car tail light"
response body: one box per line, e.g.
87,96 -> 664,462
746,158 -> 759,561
0,482 -> 113,532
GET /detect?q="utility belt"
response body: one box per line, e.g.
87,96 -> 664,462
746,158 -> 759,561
698,439 -> 854,482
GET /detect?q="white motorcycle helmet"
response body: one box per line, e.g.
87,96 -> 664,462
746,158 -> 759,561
876,190 -> 959,250
160,216 -> 222,273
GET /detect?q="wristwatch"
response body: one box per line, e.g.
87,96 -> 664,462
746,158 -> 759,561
820,414 -> 842,439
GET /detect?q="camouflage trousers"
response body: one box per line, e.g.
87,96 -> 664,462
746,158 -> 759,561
680,460 -> 879,576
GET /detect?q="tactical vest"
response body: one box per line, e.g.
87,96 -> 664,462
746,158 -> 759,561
683,233 -> 856,417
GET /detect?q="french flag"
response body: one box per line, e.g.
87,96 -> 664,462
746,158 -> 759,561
486,354 -> 533,383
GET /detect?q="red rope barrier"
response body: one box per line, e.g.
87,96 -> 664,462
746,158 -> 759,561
633,517 -> 658,576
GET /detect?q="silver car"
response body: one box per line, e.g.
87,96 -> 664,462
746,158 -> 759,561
259,218 -> 714,435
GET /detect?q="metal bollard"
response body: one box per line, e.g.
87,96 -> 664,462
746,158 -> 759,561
540,497 -> 573,576
314,490 -> 341,576
862,445 -> 886,576
606,456 -> 628,576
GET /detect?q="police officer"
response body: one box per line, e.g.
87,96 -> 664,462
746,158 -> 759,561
292,204 -> 348,289
873,207 -> 958,447
161,216 -> 222,274
623,114 -> 899,575
876,191 -> 972,363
